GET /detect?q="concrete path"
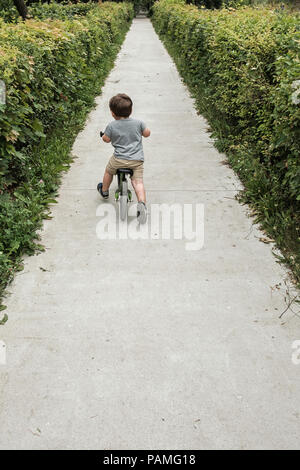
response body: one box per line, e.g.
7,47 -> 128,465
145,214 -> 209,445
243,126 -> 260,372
0,18 -> 299,450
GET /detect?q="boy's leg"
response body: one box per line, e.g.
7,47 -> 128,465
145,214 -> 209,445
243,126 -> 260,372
130,162 -> 147,223
131,178 -> 146,203
98,156 -> 117,198
102,170 -> 113,192
130,161 -> 146,202
131,177 -> 147,224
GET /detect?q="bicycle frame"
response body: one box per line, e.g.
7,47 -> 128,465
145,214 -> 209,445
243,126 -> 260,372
115,170 -> 132,202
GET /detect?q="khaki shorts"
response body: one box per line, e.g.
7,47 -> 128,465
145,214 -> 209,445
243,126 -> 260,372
106,155 -> 144,181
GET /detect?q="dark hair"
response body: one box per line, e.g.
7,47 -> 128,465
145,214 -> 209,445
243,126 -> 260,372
109,93 -> 133,118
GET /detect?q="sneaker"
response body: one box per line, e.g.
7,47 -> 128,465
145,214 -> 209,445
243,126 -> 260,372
97,182 -> 109,199
137,201 -> 147,224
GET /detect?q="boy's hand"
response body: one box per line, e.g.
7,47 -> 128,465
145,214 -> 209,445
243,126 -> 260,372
100,131 -> 111,143
142,128 -> 151,138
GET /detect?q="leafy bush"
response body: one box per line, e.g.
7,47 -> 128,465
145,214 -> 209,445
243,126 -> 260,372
0,0 -> 19,22
193,0 -> 223,7
185,0 -> 298,9
0,1 -> 134,305
0,2 -> 133,189
28,1 -> 96,20
186,0 -> 247,8
152,0 -> 300,283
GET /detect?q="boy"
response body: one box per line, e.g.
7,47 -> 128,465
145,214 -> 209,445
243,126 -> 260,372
98,93 -> 151,224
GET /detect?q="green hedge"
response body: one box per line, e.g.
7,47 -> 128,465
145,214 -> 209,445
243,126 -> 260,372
152,0 -> 300,283
188,0 -> 250,8
0,0 -> 19,22
186,1 -> 298,9
28,2 -> 96,20
0,2 -> 134,307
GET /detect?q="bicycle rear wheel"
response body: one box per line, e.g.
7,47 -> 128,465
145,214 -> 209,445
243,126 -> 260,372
120,180 -> 128,221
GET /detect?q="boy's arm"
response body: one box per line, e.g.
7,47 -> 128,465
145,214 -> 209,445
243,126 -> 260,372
142,128 -> 151,138
102,123 -> 112,143
102,134 -> 111,143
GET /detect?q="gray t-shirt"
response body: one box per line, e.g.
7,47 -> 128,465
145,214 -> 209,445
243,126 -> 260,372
104,118 -> 146,161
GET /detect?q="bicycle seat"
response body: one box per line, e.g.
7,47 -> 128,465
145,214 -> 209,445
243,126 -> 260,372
117,168 -> 133,176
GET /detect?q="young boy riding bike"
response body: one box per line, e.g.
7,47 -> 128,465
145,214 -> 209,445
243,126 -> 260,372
97,93 -> 151,224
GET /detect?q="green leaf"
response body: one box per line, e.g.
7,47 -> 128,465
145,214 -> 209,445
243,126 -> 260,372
0,313 -> 8,325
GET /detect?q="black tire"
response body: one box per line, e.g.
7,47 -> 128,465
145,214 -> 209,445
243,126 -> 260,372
120,180 -> 128,221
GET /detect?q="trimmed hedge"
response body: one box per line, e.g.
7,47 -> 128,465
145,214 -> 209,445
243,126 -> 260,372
152,0 -> 300,283
28,1 -> 97,20
186,1 -> 298,9
0,3 -> 133,190
0,2 -> 134,306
